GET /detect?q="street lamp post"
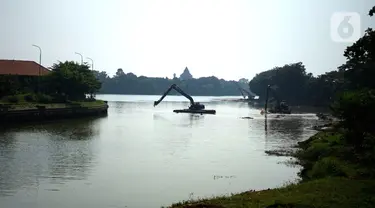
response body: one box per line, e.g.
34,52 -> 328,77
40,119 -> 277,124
86,57 -> 94,99
86,57 -> 94,71
75,52 -> 83,64
32,44 -> 42,93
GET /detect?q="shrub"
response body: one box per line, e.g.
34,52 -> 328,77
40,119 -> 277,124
51,94 -> 67,103
24,93 -> 36,102
298,143 -> 331,161
308,157 -> 355,179
331,90 -> 375,133
36,93 -> 53,104
331,90 -> 375,148
7,95 -> 18,103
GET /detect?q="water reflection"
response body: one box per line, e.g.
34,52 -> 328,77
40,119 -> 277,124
0,118 -> 100,196
153,113 -> 168,122
189,114 -> 204,127
152,113 -> 204,157
0,96 -> 325,208
0,131 -> 15,148
264,115 -> 309,150
152,113 -> 204,128
179,114 -> 204,128
0,132 -> 20,196
113,101 -> 127,114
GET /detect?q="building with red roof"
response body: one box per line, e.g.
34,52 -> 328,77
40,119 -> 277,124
0,60 -> 51,76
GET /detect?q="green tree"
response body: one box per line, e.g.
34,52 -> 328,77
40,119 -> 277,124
115,68 -> 125,77
93,70 -> 109,83
249,62 -> 310,105
331,6 -> 375,149
338,10 -> 375,90
46,61 -> 101,100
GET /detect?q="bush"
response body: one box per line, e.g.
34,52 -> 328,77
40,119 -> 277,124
24,93 -> 36,102
51,94 -> 67,103
331,90 -> 375,133
7,95 -> 18,103
331,90 -> 375,148
298,143 -> 331,161
308,157 -> 354,179
36,94 -> 53,104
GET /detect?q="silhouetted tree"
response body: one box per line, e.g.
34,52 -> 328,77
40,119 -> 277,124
46,61 -> 101,100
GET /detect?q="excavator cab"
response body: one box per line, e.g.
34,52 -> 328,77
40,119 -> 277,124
271,101 -> 291,114
266,86 -> 292,114
188,102 -> 205,110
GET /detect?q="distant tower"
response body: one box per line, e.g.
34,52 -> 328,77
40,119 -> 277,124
173,73 -> 177,79
179,67 -> 193,80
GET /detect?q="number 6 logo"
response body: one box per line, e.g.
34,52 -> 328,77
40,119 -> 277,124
331,12 -> 361,43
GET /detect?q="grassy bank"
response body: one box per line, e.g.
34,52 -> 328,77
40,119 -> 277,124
168,177 -> 375,208
167,130 -> 375,208
0,94 -> 107,110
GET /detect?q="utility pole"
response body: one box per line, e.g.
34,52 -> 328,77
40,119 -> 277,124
75,52 -> 83,64
32,44 -> 42,93
86,57 -> 94,71
264,85 -> 270,117
86,57 -> 94,99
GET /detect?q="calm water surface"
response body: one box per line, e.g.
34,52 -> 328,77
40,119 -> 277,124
0,95 -> 321,208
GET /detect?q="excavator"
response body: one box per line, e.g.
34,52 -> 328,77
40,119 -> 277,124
264,85 -> 291,114
153,84 -> 216,115
238,86 -> 259,101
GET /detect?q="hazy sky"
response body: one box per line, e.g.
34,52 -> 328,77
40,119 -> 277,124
1,0 -> 374,80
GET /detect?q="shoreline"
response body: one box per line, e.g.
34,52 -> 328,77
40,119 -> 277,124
0,100 -> 108,124
166,127 -> 374,208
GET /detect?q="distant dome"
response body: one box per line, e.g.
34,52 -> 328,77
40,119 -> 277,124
179,67 -> 193,80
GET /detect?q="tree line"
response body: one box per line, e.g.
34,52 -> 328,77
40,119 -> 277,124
93,68 -> 249,96
248,62 -> 345,106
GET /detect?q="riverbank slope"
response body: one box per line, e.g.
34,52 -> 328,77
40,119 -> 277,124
166,130 -> 375,208
0,96 -> 108,123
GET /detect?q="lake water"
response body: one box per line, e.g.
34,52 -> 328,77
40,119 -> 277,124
0,94 -> 321,208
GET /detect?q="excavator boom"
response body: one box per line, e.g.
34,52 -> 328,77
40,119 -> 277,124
238,87 -> 246,99
154,84 -> 195,107
267,86 -> 281,106
265,85 -> 291,114
238,86 -> 257,100
238,87 -> 247,99
172,85 -> 195,105
154,84 -> 214,114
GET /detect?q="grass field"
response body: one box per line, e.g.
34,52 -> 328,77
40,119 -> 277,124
167,177 -> 375,208
0,94 -> 107,110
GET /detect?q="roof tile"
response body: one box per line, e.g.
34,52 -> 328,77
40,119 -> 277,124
0,60 -> 51,76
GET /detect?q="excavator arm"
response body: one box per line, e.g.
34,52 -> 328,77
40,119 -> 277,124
154,84 -> 195,107
238,86 -> 257,100
172,85 -> 195,105
265,85 -> 291,114
241,88 -> 254,99
238,87 -> 247,99
266,85 -> 281,106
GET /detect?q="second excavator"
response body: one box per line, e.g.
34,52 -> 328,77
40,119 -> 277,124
153,84 -> 216,115
264,85 -> 292,114
238,86 -> 259,101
